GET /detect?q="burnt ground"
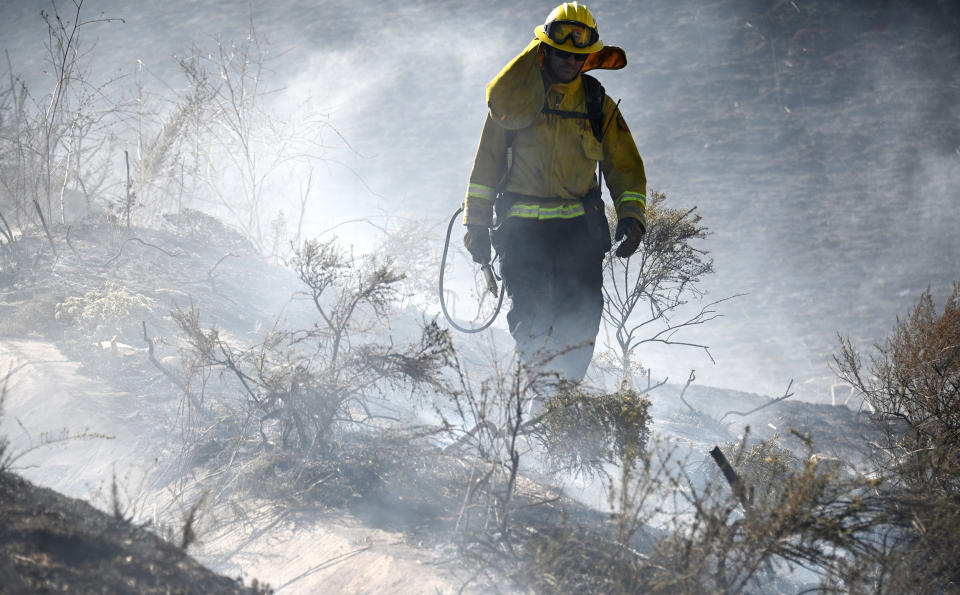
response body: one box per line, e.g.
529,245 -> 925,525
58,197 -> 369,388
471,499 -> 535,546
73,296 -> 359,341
0,215 -> 889,592
0,471 -> 263,594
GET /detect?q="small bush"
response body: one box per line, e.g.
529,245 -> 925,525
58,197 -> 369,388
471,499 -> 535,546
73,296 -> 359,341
55,282 -> 161,342
834,283 -> 960,590
173,237 -> 450,458
717,434 -> 799,508
632,439 -> 883,593
535,385 -> 652,477
601,191 -> 722,386
836,284 -> 960,496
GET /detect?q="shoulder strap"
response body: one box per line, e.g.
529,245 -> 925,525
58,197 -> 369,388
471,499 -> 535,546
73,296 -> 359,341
581,73 -> 606,142
539,74 -> 606,142
581,74 -> 610,198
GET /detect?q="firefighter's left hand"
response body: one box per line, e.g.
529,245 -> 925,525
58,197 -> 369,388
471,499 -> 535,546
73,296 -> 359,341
614,218 -> 645,258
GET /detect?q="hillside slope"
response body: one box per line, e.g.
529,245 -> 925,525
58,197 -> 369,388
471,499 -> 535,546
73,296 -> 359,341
0,471 -> 258,594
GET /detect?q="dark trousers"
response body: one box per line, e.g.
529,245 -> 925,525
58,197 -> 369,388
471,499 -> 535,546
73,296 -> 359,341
494,216 -> 605,383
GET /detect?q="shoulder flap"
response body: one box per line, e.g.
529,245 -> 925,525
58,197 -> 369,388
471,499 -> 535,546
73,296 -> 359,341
485,39 -> 545,131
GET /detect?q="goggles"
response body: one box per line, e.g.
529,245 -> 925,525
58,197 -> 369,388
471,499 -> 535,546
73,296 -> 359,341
544,20 -> 600,49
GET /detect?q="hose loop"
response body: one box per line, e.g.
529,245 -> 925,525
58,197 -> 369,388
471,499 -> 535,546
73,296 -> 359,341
438,208 -> 504,333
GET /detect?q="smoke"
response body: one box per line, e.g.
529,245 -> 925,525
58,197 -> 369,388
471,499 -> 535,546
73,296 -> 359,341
1,0 -> 956,398
606,0 -> 960,397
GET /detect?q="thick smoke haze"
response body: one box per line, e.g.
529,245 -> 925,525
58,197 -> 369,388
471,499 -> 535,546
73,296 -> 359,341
1,0 -> 957,398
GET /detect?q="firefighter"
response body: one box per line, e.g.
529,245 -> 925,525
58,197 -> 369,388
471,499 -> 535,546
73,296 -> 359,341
462,2 -> 647,384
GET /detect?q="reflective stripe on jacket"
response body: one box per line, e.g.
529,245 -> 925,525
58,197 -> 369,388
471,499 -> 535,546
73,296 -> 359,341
463,72 -> 646,229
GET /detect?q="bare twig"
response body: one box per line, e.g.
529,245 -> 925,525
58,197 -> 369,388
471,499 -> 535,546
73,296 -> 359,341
124,149 -> 133,230
102,236 -> 185,267
64,225 -> 81,260
0,211 -> 13,243
142,321 -> 200,413
678,369 -> 697,414
33,199 -> 58,257
644,368 -> 669,392
207,252 -> 239,291
276,545 -> 372,590
442,420 -> 499,455
180,490 -> 208,550
719,379 -> 795,422
294,169 -> 312,248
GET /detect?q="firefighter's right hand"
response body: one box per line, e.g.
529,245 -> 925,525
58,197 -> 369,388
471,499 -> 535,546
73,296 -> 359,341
463,224 -> 491,264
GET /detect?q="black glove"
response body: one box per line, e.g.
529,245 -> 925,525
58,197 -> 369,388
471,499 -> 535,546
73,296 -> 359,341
614,218 -> 645,258
463,224 -> 491,264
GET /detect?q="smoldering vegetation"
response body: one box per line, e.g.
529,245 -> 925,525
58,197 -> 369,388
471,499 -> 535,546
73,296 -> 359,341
1,1 -> 959,593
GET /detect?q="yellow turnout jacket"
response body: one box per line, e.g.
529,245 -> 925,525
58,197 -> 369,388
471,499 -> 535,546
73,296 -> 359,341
464,41 -> 647,230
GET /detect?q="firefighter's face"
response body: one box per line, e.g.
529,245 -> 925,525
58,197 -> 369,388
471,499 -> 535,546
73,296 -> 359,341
544,46 -> 587,83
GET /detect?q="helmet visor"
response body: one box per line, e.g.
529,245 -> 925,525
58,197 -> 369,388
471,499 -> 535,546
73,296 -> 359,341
544,20 -> 600,49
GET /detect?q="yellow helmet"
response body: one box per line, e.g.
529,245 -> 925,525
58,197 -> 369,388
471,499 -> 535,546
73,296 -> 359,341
534,2 -> 604,54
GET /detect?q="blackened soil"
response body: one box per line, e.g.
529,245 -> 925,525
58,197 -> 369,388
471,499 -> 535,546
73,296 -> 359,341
0,471 -> 256,594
